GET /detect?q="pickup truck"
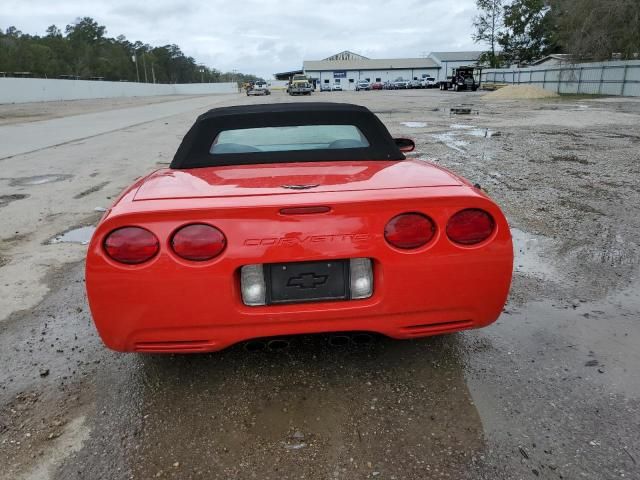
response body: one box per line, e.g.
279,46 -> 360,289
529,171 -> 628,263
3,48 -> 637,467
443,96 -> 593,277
246,81 -> 271,96
288,75 -> 313,95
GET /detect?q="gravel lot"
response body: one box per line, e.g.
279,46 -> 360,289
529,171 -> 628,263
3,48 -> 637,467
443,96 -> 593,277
0,90 -> 639,480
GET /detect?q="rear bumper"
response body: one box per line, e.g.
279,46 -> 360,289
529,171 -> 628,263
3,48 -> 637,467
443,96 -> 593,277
87,246 -> 512,353
126,313 -> 480,353
86,191 -> 513,353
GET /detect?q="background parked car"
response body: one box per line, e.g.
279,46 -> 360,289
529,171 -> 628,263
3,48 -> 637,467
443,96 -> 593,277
408,79 -> 422,89
422,77 -> 437,88
320,83 -> 331,92
392,78 -> 410,89
355,80 -> 371,91
332,83 -> 343,91
371,82 -> 384,90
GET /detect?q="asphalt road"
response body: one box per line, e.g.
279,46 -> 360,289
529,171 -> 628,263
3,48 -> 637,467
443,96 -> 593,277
1,90 -> 639,480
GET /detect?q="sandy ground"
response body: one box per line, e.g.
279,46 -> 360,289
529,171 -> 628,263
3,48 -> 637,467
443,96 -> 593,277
483,84 -> 559,99
1,90 -> 639,480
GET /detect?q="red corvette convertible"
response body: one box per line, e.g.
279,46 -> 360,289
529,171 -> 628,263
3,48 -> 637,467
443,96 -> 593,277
86,103 -> 513,353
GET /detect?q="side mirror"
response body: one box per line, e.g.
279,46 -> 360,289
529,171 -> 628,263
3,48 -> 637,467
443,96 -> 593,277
394,138 -> 415,153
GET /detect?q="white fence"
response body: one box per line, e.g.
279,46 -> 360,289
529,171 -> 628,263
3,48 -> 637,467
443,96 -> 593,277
481,60 -> 640,97
0,78 -> 239,104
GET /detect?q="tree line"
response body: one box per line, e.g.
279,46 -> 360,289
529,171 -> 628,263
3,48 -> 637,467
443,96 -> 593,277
0,17 -> 262,83
473,0 -> 640,67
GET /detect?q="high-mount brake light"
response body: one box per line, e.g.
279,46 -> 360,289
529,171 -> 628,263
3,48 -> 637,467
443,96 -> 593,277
384,213 -> 436,249
103,227 -> 159,264
171,224 -> 226,261
279,206 -> 331,215
446,209 -> 495,245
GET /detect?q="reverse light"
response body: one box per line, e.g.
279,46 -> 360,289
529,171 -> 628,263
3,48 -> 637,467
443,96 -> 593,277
446,209 -> 495,245
171,224 -> 226,261
350,258 -> 373,299
103,226 -> 159,264
384,213 -> 436,249
241,264 -> 266,306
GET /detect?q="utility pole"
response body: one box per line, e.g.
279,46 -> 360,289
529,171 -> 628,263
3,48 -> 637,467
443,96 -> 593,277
142,52 -> 148,83
232,69 -> 239,92
133,54 -> 140,82
151,63 -> 156,84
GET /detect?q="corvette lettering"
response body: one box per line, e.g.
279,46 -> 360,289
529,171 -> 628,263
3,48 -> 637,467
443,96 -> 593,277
244,234 -> 371,246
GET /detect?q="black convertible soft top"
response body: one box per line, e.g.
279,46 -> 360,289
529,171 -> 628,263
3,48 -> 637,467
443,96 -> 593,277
170,102 -> 405,169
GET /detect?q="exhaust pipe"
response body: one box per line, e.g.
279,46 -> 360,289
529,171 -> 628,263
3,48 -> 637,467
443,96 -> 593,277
267,339 -> 290,351
244,340 -> 266,352
328,335 -> 351,347
351,333 -> 373,345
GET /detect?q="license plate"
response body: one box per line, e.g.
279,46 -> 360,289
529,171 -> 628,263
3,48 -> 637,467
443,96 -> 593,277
266,260 -> 349,304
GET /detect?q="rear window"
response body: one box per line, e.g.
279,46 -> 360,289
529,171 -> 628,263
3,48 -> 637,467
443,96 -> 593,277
210,125 -> 370,154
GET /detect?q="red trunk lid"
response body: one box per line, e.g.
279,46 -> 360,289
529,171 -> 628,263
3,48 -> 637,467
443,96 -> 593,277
133,160 -> 462,201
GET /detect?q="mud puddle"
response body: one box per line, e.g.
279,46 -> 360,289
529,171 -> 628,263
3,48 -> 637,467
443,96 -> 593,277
431,132 -> 470,152
485,278 -> 640,397
511,228 -> 558,281
431,124 -> 494,152
450,124 -> 494,138
9,174 -> 73,187
0,194 -> 28,208
47,226 -> 96,245
400,121 -> 427,128
434,106 -> 480,115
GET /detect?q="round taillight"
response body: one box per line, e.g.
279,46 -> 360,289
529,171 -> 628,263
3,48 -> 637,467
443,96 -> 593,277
171,224 -> 226,261
384,213 -> 436,249
104,227 -> 159,264
446,209 -> 495,245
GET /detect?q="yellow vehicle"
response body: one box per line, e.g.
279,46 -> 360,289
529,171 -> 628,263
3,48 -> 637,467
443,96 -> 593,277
287,74 -> 313,95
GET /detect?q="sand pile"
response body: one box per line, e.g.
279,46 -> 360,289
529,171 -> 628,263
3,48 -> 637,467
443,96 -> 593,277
483,84 -> 559,100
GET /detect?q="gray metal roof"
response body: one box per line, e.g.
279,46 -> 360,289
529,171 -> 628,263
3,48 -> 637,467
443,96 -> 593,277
303,57 -> 439,71
530,54 -> 574,66
273,69 -> 303,80
323,51 -> 370,61
429,51 -> 483,62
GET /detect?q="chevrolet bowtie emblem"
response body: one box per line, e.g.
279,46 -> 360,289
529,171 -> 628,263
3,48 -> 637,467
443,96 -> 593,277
287,273 -> 328,289
280,184 -> 320,190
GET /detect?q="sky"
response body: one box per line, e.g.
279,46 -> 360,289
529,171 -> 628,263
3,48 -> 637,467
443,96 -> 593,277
1,0 -> 483,79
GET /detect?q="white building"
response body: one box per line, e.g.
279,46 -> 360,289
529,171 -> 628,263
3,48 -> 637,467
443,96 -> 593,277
298,50 -> 483,89
302,51 -> 438,90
